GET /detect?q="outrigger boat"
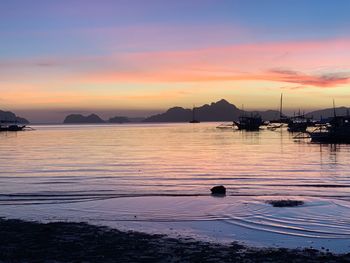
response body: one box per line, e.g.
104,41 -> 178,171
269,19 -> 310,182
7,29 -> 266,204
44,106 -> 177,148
0,121 -> 27,132
268,94 -> 312,133
308,116 -> 350,143
267,94 -> 290,130
287,113 -> 312,133
234,114 -> 263,131
308,101 -> 350,143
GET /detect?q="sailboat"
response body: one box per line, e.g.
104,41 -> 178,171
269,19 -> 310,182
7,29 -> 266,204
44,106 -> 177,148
268,94 -> 310,132
189,106 -> 200,123
269,93 -> 289,124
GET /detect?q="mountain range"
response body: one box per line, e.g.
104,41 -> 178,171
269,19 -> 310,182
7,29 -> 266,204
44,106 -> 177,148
3,99 -> 349,124
144,99 -> 280,122
62,100 -> 350,124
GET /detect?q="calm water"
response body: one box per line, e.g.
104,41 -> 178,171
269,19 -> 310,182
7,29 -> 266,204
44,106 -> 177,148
1,123 -> 350,200
2,123 -> 350,251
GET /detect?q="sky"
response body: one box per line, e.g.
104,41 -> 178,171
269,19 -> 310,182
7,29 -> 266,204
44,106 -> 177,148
1,0 -> 350,122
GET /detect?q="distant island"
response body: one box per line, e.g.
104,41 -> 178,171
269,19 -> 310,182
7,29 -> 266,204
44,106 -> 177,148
63,114 -> 132,124
63,114 -> 105,124
0,110 -> 29,124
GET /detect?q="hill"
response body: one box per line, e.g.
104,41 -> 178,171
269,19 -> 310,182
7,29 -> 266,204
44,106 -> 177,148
307,107 -> 350,120
0,110 -> 29,124
63,114 -> 105,124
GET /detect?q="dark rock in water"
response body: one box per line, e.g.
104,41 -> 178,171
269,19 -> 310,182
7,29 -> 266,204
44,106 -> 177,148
211,185 -> 226,195
266,200 -> 304,207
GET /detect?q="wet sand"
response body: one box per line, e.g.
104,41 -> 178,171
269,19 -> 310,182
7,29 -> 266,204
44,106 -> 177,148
1,219 -> 349,263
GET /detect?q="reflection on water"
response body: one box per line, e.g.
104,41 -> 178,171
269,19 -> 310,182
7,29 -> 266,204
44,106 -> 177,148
1,123 -> 350,200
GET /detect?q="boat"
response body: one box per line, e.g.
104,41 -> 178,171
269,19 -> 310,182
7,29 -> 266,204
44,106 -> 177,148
287,113 -> 312,133
268,93 -> 290,125
308,101 -> 350,143
189,106 -> 200,123
309,116 -> 350,143
0,121 -> 26,132
8,124 -> 26,131
268,94 -> 312,132
234,114 -> 263,131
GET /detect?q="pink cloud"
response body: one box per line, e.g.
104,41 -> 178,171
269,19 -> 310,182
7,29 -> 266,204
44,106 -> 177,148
2,38 -> 350,88
75,37 -> 350,87
267,69 -> 350,87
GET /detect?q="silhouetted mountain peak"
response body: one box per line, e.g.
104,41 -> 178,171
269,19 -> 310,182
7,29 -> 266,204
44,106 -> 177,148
212,99 -> 230,106
166,107 -> 186,113
209,99 -> 238,110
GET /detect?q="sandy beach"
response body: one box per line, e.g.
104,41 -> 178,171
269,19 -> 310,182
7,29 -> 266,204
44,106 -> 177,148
1,218 -> 349,263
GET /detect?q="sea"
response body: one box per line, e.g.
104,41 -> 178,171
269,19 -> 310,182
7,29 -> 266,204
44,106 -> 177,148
1,123 -> 350,252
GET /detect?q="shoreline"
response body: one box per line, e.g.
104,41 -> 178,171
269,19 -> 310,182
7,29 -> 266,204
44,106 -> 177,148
2,195 -> 350,254
1,218 -> 349,262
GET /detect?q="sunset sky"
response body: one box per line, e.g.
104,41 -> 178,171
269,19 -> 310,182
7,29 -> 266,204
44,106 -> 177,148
1,0 -> 350,122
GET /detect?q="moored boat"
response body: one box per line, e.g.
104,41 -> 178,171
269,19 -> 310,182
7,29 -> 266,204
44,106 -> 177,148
189,106 -> 200,123
287,114 -> 312,133
309,116 -> 350,143
0,121 -> 26,132
234,114 -> 263,131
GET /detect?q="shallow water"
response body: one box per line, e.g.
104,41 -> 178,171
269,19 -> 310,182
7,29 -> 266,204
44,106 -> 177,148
1,123 -> 350,252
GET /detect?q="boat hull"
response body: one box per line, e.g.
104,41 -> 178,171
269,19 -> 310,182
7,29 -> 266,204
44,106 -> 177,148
235,123 -> 261,131
234,116 -> 263,131
0,125 -> 26,132
288,122 -> 308,133
310,131 -> 350,143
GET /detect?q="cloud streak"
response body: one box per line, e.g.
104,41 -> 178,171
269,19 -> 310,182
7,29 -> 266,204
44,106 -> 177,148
70,38 -> 350,87
1,38 -> 350,90
266,69 -> 350,87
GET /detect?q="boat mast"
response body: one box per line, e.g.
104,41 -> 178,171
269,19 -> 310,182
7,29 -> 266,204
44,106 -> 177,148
333,99 -> 337,118
279,93 -> 283,120
192,105 -> 196,121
